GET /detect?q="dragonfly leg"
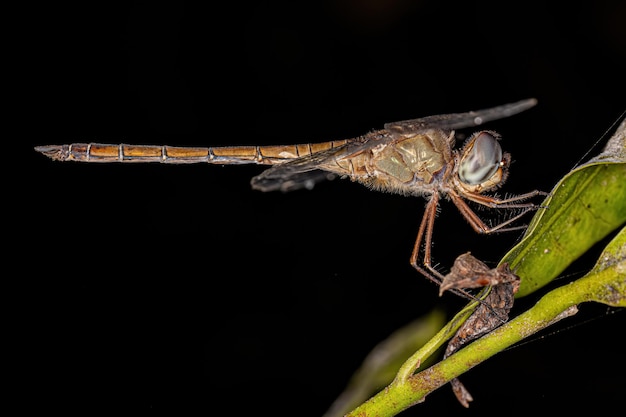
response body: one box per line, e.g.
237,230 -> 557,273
409,194 -> 478,300
409,193 -> 438,271
463,189 -> 548,208
449,191 -> 539,234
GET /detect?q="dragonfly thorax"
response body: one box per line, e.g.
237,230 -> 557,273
356,129 -> 454,196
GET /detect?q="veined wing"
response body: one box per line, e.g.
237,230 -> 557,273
251,135 -> 374,192
250,99 -> 538,192
385,98 -> 537,136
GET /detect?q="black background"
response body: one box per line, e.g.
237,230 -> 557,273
19,1 -> 625,415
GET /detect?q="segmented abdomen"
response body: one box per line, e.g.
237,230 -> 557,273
35,141 -> 349,165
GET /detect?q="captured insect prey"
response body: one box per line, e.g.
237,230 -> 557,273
35,99 -> 545,294
440,252 -> 521,407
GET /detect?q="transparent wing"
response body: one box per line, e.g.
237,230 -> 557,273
250,137 -> 372,192
252,168 -> 336,192
385,98 -> 537,136
250,98 -> 537,192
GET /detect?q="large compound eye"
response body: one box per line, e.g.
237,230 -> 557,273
458,131 -> 503,185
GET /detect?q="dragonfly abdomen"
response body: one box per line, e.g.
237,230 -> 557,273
35,141 -> 349,165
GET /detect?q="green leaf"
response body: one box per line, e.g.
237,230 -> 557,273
576,224 -> 626,307
321,310 -> 446,417
501,120 -> 626,297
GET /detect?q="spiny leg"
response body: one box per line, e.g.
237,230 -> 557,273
463,189 -> 548,209
409,192 -> 532,313
444,192 -> 540,311
409,193 -> 438,271
409,194 -> 477,301
448,191 -> 542,234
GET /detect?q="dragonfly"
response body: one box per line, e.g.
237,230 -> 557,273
35,98 -> 544,298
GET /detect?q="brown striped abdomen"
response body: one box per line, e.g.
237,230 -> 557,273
34,140 -> 349,165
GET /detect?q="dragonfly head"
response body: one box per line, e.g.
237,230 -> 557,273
456,131 -> 510,193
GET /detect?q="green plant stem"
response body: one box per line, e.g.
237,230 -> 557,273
346,241 -> 625,417
393,302 -> 476,382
